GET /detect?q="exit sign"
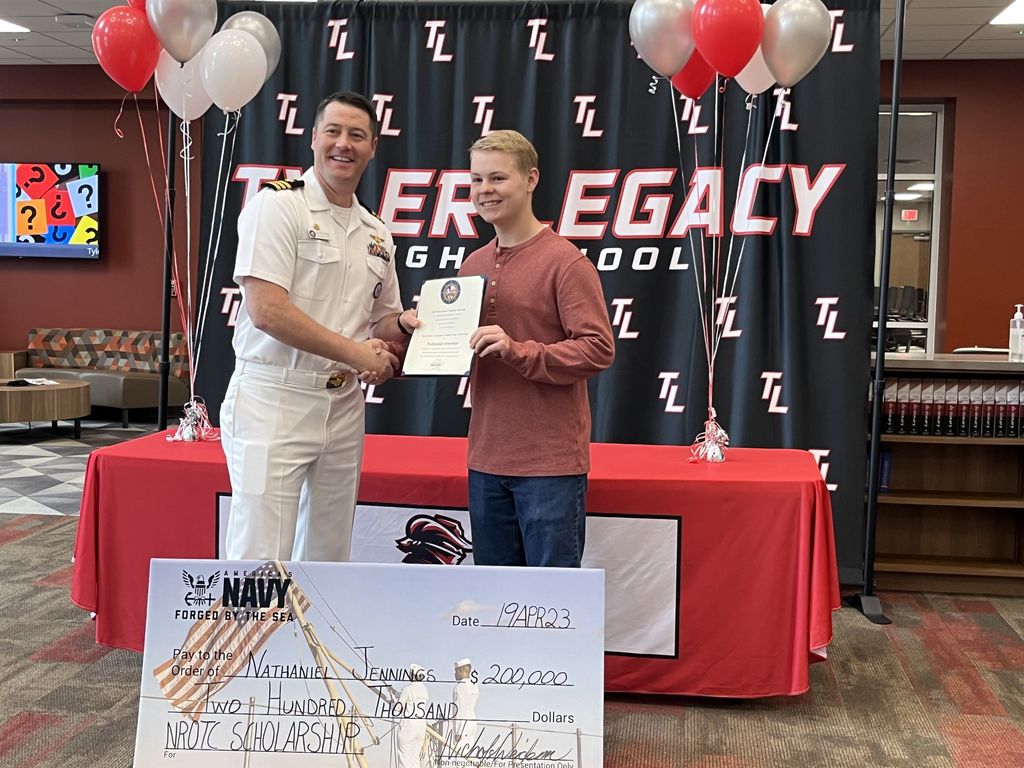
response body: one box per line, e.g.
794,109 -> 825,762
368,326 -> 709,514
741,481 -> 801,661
901,209 -> 919,222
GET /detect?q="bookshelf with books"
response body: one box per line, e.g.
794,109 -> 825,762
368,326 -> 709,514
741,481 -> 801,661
870,354 -> 1024,595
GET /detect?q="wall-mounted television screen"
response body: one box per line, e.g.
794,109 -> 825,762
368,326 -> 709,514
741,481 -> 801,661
0,163 -> 100,260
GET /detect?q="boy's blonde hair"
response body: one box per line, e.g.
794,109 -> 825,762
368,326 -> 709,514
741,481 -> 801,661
469,130 -> 538,177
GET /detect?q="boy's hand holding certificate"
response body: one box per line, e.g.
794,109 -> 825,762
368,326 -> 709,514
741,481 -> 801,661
401,276 -> 486,376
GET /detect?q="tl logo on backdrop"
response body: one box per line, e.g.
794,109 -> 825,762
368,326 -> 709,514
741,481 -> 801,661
527,19 -> 556,60
372,94 -> 402,137
760,372 -> 789,414
610,298 -> 639,339
658,372 -> 686,414
573,96 -> 604,138
715,296 -> 742,338
814,297 -> 846,340
327,18 -> 355,60
425,20 -> 454,62
473,96 -> 496,136
809,449 -> 839,491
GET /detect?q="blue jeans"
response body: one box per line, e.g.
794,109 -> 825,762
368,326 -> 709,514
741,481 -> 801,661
468,471 -> 587,567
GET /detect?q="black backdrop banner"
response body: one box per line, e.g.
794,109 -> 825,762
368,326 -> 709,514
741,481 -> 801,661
197,0 -> 879,582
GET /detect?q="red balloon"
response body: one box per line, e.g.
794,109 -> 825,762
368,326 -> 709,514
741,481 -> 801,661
670,52 -> 716,100
91,6 -> 160,93
691,0 -> 765,78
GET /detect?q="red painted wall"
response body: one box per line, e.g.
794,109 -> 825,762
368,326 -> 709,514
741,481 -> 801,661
883,60 -> 1024,352
0,66 -> 201,350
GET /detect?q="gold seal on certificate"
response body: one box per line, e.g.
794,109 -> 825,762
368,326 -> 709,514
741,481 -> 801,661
402,276 -> 486,377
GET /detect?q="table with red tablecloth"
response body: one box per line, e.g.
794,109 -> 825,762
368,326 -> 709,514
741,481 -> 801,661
71,430 -> 839,697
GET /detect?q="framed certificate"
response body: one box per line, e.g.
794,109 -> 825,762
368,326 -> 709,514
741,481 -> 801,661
402,276 -> 486,377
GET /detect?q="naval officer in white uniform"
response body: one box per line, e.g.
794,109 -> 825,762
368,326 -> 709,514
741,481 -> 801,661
221,91 -> 419,562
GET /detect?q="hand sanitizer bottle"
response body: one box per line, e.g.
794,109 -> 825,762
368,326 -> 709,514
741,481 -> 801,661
1011,304 -> 1024,362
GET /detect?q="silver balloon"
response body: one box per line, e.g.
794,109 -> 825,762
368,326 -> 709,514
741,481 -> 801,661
146,0 -> 217,64
762,0 -> 833,88
222,11 -> 281,83
629,0 -> 696,79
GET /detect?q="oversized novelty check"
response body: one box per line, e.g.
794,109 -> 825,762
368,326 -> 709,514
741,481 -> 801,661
134,559 -> 604,767
402,275 -> 486,376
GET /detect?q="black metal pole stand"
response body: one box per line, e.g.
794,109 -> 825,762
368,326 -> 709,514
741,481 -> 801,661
845,0 -> 907,625
158,111 -> 178,431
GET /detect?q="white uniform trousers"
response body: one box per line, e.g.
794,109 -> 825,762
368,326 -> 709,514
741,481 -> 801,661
220,367 -> 364,562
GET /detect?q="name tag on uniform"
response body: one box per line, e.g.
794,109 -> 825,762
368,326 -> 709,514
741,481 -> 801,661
307,223 -> 330,241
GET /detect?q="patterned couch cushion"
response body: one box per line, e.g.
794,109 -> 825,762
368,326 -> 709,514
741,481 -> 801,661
26,329 -> 190,380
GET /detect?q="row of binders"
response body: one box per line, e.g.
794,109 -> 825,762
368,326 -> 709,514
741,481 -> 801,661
877,378 -> 1023,437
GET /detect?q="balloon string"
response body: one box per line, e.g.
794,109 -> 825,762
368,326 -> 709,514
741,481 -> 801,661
181,118 -> 196,398
669,90 -> 712,385
136,93 -> 193,397
133,94 -> 166,234
715,92 -> 781,366
194,110 -> 242,378
712,90 -> 756,363
197,110 -> 232,369
113,92 -> 129,139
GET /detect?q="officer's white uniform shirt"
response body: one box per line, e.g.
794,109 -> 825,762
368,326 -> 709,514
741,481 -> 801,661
231,166 -> 402,370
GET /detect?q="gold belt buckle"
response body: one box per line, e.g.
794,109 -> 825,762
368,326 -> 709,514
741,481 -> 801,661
326,371 -> 348,389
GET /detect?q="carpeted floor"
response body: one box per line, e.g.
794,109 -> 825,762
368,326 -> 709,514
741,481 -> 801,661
1,514 -> 1023,767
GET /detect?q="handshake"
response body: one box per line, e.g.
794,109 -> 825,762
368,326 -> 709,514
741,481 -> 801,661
355,309 -> 421,385
356,339 -> 400,385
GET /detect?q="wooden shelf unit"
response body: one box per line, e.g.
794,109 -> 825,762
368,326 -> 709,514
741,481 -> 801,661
873,354 -> 1024,596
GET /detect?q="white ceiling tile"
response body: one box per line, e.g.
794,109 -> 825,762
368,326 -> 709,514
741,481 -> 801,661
38,30 -> 93,45
883,24 -> 982,39
0,47 -> 39,61
911,0 -> 1003,7
952,36 -> 1024,52
906,7 -> 1006,24
970,24 -> 1024,39
945,50 -> 1024,57
0,1 -> 70,14
0,31 -> 63,46
901,40 -> 964,54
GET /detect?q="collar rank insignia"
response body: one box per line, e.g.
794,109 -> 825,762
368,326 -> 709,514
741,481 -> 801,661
367,234 -> 391,263
261,178 -> 305,191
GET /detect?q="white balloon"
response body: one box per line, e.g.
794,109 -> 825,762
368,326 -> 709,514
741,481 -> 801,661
200,29 -> 267,113
735,4 -> 776,95
629,0 -> 696,79
222,11 -> 282,83
155,49 -> 212,121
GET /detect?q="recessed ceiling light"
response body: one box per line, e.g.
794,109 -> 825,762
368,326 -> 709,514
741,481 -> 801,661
0,19 -> 31,33
894,193 -> 922,201
907,182 -> 934,191
992,0 -> 1024,24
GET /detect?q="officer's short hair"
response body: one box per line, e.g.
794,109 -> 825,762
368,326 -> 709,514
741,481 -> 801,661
314,92 -> 379,138
469,130 -> 538,178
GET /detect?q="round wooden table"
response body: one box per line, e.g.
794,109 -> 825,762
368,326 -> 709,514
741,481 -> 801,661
0,380 -> 90,438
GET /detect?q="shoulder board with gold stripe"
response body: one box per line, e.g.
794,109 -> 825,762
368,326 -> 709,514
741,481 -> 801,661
368,208 -> 386,225
260,179 -> 305,192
